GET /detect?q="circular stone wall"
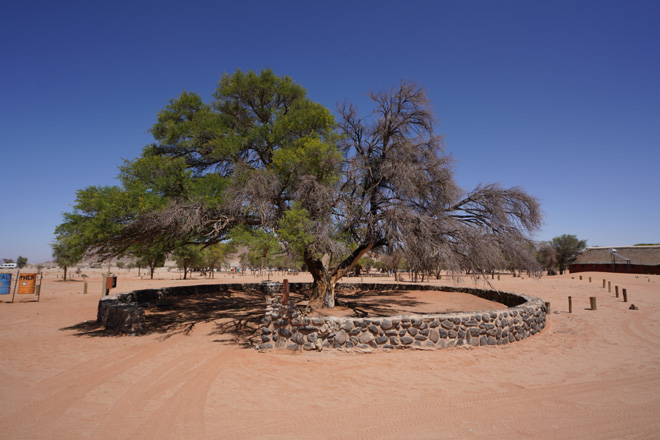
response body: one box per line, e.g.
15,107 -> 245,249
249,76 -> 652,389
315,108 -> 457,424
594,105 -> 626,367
97,282 -> 546,351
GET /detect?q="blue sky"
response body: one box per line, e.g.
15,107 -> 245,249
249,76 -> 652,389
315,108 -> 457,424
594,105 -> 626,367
1,0 -> 659,263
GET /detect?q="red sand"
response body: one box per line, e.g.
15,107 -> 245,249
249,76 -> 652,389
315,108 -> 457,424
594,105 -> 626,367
1,269 -> 659,439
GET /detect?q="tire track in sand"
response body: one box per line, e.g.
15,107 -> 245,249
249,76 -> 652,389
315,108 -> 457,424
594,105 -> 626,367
216,369 -> 660,440
0,338 -> 178,439
128,344 -> 233,440
89,340 -> 233,439
621,308 -> 660,348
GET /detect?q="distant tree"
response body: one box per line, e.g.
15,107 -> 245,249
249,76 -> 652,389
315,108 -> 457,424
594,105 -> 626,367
16,256 -> 28,268
172,245 -> 204,279
228,226 -> 282,276
203,242 -> 235,278
535,241 -> 557,274
550,234 -> 587,274
51,237 -> 84,281
132,243 -> 167,280
3,258 -> 14,264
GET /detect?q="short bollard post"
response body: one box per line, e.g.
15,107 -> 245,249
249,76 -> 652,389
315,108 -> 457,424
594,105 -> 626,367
615,286 -> 619,297
580,275 -> 582,281
545,302 -> 551,314
603,279 -> 606,288
282,278 -> 289,304
498,274 -> 500,281
590,297 -> 597,310
623,289 -> 628,303
589,277 -> 592,283
84,282 -> 88,294
568,296 -> 572,313
608,281 -> 611,293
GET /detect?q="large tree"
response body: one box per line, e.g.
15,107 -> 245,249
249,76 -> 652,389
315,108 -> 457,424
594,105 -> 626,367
57,69 -> 542,309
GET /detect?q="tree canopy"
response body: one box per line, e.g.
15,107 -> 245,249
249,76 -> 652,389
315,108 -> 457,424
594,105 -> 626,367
56,68 -> 543,309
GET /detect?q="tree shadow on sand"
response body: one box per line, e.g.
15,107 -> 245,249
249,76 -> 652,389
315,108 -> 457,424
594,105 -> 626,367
61,287 -> 465,347
147,288 -> 266,347
335,289 -> 428,317
61,288 -> 268,347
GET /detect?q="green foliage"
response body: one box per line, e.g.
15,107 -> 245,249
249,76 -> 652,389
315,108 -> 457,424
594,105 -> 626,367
172,245 -> 204,279
229,225 -> 282,270
56,68 -> 339,265
550,234 -> 587,274
51,235 -> 85,281
276,204 -> 315,258
203,242 -> 235,272
131,243 -> 168,279
634,243 -> 660,246
16,256 -> 28,268
272,135 -> 342,186
56,185 -> 161,256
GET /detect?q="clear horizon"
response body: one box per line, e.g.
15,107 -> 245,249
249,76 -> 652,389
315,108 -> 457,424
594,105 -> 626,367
1,0 -> 659,263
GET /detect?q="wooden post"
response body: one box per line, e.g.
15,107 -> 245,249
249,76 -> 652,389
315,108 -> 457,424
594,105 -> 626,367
84,282 -> 88,294
615,286 -> 619,297
498,274 -> 500,281
11,270 -> 20,303
590,297 -> 597,310
35,272 -> 44,302
603,279 -> 606,288
589,277 -> 592,283
282,278 -> 289,304
568,296 -> 572,313
608,281 -> 611,293
623,289 -> 628,302
580,275 -> 582,280
545,302 -> 551,314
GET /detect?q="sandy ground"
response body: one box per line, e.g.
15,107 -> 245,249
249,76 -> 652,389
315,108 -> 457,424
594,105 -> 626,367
1,268 -> 659,439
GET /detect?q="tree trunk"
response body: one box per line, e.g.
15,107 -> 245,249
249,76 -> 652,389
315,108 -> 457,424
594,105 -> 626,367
305,243 -> 375,310
309,273 -> 336,309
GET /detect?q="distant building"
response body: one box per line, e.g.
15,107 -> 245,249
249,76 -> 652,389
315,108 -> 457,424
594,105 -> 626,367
569,246 -> 660,275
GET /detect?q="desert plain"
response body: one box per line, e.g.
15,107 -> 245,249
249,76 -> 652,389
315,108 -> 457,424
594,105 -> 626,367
1,269 -> 659,439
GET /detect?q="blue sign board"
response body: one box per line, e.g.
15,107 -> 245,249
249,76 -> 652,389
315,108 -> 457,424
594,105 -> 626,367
0,273 -> 11,295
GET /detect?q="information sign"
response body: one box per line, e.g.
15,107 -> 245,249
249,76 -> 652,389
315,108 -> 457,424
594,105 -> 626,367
18,273 -> 37,295
0,273 -> 11,295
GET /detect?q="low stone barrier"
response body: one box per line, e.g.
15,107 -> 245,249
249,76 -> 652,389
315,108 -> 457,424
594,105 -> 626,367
97,282 -> 546,352
259,283 -> 546,352
97,283 -> 265,334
